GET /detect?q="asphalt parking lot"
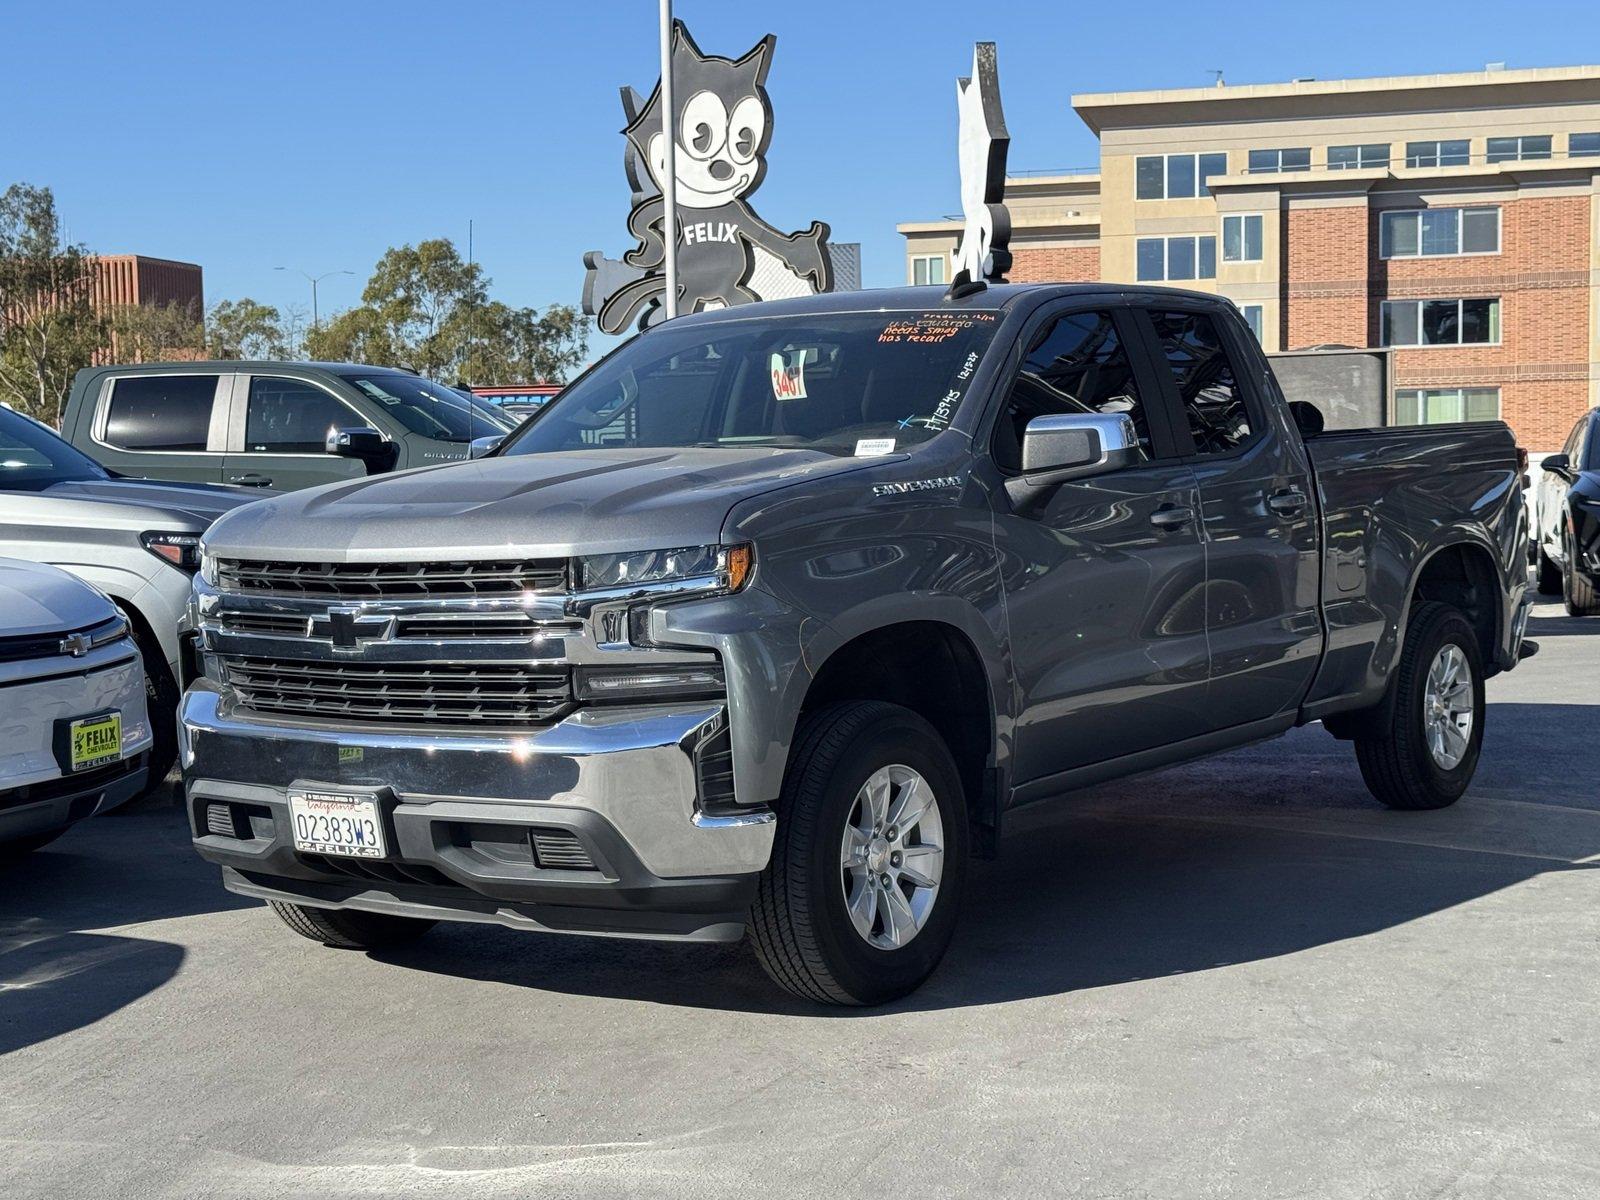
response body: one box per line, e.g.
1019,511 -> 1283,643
3,588 -> 1598,1199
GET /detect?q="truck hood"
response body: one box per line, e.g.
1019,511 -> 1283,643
201,446 -> 889,561
40,477 -> 263,528
0,558 -> 117,637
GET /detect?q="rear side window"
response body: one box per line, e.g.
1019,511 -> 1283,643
1145,311 -> 1255,456
245,377 -> 358,453
104,375 -> 218,451
994,310 -> 1151,472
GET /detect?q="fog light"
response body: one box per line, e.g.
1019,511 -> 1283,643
574,664 -> 725,702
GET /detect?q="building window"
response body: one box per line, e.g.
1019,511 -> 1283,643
1328,143 -> 1390,170
1379,207 -> 1499,258
1136,236 -> 1217,282
1405,139 -> 1471,168
912,254 -> 947,286
1241,305 -> 1264,341
1486,134 -> 1552,163
1394,387 -> 1501,425
1380,298 -> 1501,347
1136,152 -> 1229,200
1571,132 -> 1600,158
1221,214 -> 1264,262
1247,147 -> 1310,174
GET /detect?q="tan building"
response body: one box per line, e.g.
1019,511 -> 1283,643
899,65 -> 1600,449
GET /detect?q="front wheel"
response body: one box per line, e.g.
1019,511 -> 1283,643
1562,531 -> 1600,616
269,901 -> 436,950
1354,602 -> 1485,810
749,701 -> 968,1006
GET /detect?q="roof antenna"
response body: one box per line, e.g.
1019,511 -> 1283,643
1209,68 -> 1225,87
946,41 -> 1011,301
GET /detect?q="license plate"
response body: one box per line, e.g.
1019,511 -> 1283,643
288,788 -> 387,859
69,713 -> 123,772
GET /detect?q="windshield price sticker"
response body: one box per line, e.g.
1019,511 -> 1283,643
855,438 -> 897,457
770,351 -> 807,400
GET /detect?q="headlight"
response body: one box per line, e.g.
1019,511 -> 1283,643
577,544 -> 752,594
141,531 -> 202,573
88,614 -> 130,647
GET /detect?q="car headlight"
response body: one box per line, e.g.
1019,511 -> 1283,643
141,531 -> 202,573
577,544 -> 752,594
88,614 -> 130,647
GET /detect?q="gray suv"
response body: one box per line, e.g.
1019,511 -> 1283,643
60,362 -> 514,493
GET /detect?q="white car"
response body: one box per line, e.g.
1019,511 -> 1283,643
0,558 -> 153,856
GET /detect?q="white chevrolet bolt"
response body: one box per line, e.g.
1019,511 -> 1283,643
0,558 -> 153,857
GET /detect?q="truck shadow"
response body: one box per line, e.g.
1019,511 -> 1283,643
0,804 -> 252,1054
379,702 -> 1600,1015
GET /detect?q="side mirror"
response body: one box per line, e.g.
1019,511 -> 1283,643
1021,412 -> 1143,482
1541,452 -> 1571,476
326,426 -> 388,460
1289,400 -> 1325,438
469,434 -> 504,459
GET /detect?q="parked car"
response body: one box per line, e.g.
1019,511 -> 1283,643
0,404 -> 261,792
0,559 -> 153,856
182,284 -> 1530,1004
60,362 -> 515,493
1533,406 -> 1600,614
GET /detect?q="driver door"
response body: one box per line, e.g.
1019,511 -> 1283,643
221,374 -> 372,492
991,302 -> 1211,788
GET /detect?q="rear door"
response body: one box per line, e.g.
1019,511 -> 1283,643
220,373 -> 373,492
991,300 -> 1211,786
90,372 -> 229,483
1136,304 -> 1321,728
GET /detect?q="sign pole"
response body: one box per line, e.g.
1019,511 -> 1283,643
659,0 -> 679,318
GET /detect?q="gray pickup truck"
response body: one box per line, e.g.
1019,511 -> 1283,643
182,284 -> 1530,1005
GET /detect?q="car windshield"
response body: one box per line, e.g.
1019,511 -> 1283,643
0,406 -> 109,490
499,309 -> 1004,458
342,374 -> 514,442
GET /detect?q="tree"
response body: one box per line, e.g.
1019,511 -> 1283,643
0,183 -> 105,423
305,237 -> 589,384
207,297 -> 301,360
106,301 -> 204,363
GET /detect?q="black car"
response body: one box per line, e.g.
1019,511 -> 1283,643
1535,407 -> 1600,615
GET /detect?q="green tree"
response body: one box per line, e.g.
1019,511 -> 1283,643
0,183 -> 106,423
207,297 -> 300,360
106,301 -> 204,363
306,237 -> 589,384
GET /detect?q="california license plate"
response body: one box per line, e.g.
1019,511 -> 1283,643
69,712 -> 123,772
288,788 -> 387,859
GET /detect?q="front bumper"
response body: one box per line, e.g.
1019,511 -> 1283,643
180,684 -> 775,942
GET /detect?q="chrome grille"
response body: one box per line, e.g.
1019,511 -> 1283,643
216,610 -> 570,641
221,656 -> 572,725
215,558 -> 567,599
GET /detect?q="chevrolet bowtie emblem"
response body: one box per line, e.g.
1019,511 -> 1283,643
310,607 -> 394,650
58,631 -> 93,658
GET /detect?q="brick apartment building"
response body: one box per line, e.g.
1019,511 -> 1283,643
92,255 -> 204,318
899,65 -> 1600,449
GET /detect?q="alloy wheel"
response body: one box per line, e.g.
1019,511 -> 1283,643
839,764 -> 945,950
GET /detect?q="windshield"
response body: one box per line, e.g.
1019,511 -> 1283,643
0,406 -> 108,490
500,309 -> 1003,459
341,374 -> 514,442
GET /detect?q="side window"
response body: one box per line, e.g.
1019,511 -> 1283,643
995,310 -> 1151,472
1562,416 -> 1586,459
244,378 -> 359,453
104,375 -> 219,451
1145,310 -> 1255,456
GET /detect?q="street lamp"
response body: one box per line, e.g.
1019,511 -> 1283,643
274,267 -> 353,330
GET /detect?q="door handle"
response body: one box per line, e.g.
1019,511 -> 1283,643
227,473 -> 274,488
1149,504 -> 1194,530
1268,488 -> 1308,516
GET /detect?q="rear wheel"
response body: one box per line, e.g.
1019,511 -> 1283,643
749,701 -> 968,1006
269,901 -> 436,950
1536,545 -> 1562,595
1354,602 -> 1485,811
1562,531 -> 1600,616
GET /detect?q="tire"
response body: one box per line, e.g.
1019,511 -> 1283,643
749,701 -> 968,1006
1562,531 -> 1600,616
116,614 -> 179,805
1536,545 -> 1562,595
1354,601 -> 1485,811
269,900 -> 436,950
0,828 -> 66,861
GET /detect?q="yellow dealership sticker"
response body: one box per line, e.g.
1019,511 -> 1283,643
69,713 -> 123,772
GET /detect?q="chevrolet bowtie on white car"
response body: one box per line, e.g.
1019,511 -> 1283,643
182,285 -> 1528,1004
0,558 -> 153,856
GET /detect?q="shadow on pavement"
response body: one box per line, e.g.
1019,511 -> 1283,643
0,803 -> 250,1055
1527,610 -> 1600,637
370,701 -> 1600,1016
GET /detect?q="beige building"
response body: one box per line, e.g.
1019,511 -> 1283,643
899,65 -> 1600,449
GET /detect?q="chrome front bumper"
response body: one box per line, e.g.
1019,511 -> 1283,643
180,684 -> 776,941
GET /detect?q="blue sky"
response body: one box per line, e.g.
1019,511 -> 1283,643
4,0 -> 1599,357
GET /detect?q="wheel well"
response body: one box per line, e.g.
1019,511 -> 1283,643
1409,544 -> 1500,672
109,599 -> 172,686
802,622 -> 993,826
